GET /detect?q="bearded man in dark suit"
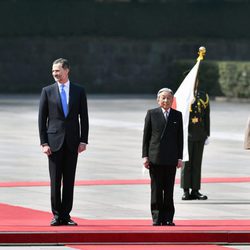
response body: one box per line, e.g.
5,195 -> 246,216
142,88 -> 183,226
38,58 -> 89,226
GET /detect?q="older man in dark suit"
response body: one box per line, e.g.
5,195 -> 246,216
142,88 -> 183,226
38,58 -> 89,226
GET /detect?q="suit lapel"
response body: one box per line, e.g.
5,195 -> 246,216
156,108 -> 167,140
158,108 -> 175,139
68,83 -> 75,115
53,83 -> 64,116
167,108 -> 173,123
157,107 -> 166,125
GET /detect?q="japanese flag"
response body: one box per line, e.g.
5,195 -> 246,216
172,60 -> 201,161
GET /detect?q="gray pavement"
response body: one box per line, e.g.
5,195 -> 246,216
0,95 -> 250,249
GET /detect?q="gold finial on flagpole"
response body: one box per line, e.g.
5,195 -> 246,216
197,46 -> 206,61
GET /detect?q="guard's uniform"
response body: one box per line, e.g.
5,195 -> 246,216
181,90 -> 210,197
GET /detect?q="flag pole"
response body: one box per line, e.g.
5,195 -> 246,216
194,46 -> 206,92
197,46 -> 206,61
172,46 -> 207,161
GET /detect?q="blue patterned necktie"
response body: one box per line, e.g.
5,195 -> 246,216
60,85 -> 68,117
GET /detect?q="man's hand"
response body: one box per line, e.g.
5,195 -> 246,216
143,157 -> 150,169
78,143 -> 87,154
42,145 -> 52,156
176,159 -> 183,169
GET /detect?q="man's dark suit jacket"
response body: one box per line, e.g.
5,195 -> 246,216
38,82 -> 89,152
142,107 -> 183,166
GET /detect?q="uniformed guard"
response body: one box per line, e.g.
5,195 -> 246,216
181,78 -> 210,200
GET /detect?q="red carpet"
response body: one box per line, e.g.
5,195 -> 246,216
0,203 -> 250,244
68,245 -> 237,250
0,177 -> 250,188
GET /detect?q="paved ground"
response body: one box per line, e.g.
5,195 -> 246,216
0,95 -> 249,249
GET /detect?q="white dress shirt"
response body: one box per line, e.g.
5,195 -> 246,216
161,108 -> 170,120
58,80 -> 70,105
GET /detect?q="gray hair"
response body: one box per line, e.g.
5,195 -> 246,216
157,88 -> 173,98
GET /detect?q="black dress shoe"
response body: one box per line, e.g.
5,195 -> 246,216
152,222 -> 161,226
61,218 -> 78,226
50,218 -> 61,226
162,221 -> 175,226
191,191 -> 208,200
182,191 -> 192,200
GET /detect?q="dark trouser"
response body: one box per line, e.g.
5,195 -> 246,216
48,142 -> 78,220
149,165 -> 177,224
181,140 -> 205,190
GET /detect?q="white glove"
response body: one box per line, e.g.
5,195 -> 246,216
205,137 -> 210,145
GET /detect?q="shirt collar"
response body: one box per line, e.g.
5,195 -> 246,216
57,80 -> 70,89
161,107 -> 170,114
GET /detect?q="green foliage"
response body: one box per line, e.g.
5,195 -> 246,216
218,62 -> 250,98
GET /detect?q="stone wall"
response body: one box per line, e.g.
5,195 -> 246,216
1,37 -> 250,94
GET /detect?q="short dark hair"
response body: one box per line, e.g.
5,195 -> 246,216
53,58 -> 70,70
